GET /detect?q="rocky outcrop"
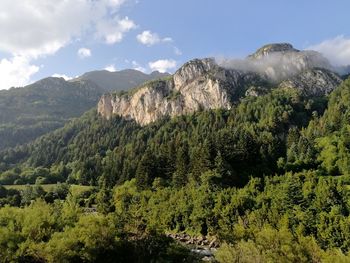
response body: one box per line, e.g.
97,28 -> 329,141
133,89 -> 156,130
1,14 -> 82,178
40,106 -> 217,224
248,43 -> 299,59
245,86 -> 269,97
279,68 -> 342,96
98,43 -> 343,125
97,63 -> 236,125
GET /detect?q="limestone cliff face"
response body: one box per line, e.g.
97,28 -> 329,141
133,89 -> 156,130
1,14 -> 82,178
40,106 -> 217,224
98,43 -> 343,125
98,59 -> 236,125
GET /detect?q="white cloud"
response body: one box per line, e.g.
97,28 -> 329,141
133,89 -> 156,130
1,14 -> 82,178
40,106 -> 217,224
97,16 -> 136,44
174,46 -> 182,56
137,31 -> 160,46
137,31 -> 172,46
107,0 -> 126,8
0,0 -> 135,89
162,37 -> 173,43
105,64 -> 117,72
77,48 -> 92,59
52,73 -> 73,81
308,35 -> 350,66
148,59 -> 177,73
0,0 -> 93,58
0,56 -> 39,89
132,61 -> 146,72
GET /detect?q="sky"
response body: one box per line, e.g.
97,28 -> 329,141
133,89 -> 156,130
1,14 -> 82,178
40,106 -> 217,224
1,0 -> 350,89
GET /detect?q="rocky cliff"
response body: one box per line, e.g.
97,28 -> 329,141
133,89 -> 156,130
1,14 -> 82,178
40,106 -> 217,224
98,59 -> 232,125
279,68 -> 342,96
98,43 -> 343,125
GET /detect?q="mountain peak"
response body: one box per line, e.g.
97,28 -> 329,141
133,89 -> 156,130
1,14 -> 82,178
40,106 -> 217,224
174,58 -> 217,88
249,43 -> 299,59
30,77 -> 67,87
77,69 -> 170,91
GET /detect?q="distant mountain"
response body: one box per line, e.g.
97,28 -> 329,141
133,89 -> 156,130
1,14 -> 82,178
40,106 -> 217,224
0,69 -> 169,150
77,69 -> 170,91
0,77 -> 104,150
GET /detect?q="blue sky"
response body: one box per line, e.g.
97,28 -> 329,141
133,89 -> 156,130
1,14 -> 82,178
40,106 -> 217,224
1,0 -> 350,89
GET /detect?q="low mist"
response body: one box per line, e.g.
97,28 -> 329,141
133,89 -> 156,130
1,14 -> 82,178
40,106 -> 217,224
216,50 -> 337,82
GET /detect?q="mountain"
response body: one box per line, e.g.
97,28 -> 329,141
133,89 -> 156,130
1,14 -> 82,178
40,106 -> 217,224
98,43 -> 343,125
77,69 -> 170,91
0,42 -> 347,179
2,44 -> 350,261
246,43 -> 334,81
0,69 -> 169,151
0,80 -> 322,185
278,68 -> 341,96
0,77 -> 104,150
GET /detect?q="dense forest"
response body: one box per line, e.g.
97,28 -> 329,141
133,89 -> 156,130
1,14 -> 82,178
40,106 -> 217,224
1,79 -> 350,261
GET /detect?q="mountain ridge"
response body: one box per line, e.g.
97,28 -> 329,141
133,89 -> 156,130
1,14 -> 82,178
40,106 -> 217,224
98,43 -> 343,125
0,68 -> 169,150
76,69 -> 170,91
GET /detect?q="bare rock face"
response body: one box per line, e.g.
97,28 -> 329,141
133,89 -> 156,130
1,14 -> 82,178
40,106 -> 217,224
245,86 -> 269,97
248,43 -> 299,60
98,43 -> 343,126
279,68 -> 342,96
98,79 -> 183,125
173,58 -> 217,87
97,61 -> 235,125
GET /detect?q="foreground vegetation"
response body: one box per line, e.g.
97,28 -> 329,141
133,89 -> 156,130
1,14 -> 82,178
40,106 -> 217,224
1,79 -> 350,261
1,172 -> 350,262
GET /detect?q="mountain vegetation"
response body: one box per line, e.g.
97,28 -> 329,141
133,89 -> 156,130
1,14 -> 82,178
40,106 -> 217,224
0,78 -> 104,151
0,77 -> 349,261
0,69 -> 168,151
1,44 -> 350,261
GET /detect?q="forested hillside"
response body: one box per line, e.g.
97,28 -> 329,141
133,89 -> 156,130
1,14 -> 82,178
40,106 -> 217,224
1,0 -> 349,260
0,78 -> 104,151
1,77 -> 350,261
0,70 -> 169,151
0,85 -> 326,186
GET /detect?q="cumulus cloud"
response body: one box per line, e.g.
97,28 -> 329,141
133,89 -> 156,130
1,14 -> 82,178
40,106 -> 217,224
307,35 -> 350,66
0,0 -> 135,89
148,59 -> 176,73
107,0 -> 127,8
137,31 -> 172,46
96,16 -> 136,44
0,1 -> 94,58
77,48 -> 92,59
52,74 -> 73,80
0,56 -> 39,89
104,64 -> 117,72
132,61 -> 146,72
